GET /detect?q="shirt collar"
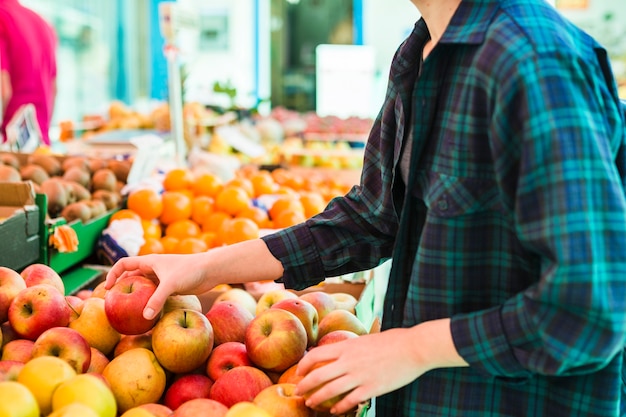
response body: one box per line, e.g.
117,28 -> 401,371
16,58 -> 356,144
393,0 -> 500,76
441,0 -> 501,45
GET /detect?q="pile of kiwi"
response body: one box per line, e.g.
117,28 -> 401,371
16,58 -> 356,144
0,152 -> 131,223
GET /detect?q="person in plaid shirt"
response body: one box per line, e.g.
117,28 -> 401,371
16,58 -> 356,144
107,0 -> 626,415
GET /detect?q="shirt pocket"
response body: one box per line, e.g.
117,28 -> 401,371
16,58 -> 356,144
422,172 -> 505,217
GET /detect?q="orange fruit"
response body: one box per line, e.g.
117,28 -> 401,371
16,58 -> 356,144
273,209 -> 307,229
141,219 -> 162,239
275,186 -> 299,197
201,211 -> 232,233
217,218 -> 260,246
300,192 -> 327,218
270,168 -> 292,186
163,168 -> 194,191
160,236 -> 180,254
175,237 -> 208,254
138,237 -> 165,255
249,171 -> 278,197
224,177 -> 254,198
159,191 -> 192,225
214,186 -> 252,216
269,196 -> 305,221
127,188 -> 163,220
237,206 -> 270,228
191,195 -> 214,225
165,219 -> 202,239
200,232 -> 219,249
192,172 -> 223,197
109,209 -> 141,225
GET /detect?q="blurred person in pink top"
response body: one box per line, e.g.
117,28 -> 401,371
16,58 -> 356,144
0,0 -> 57,145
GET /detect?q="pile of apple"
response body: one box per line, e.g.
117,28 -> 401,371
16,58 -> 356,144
0,263 -> 369,417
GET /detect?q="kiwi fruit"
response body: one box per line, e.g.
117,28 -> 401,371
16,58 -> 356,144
84,199 -> 107,218
61,156 -> 91,174
27,154 -> 62,176
92,189 -> 121,211
0,165 -> 22,182
91,168 -> 118,192
62,166 -> 91,188
61,201 -> 92,223
107,159 -> 132,183
0,153 -> 21,169
87,158 -> 108,174
39,178 -> 69,217
63,180 -> 91,203
20,164 -> 49,185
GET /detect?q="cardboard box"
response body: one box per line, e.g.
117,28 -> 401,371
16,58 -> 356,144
0,182 -> 40,271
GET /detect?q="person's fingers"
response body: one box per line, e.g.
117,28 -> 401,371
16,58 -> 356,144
143,278 -> 172,320
105,257 -> 144,289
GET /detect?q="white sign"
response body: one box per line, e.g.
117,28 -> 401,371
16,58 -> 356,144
316,44 -> 376,119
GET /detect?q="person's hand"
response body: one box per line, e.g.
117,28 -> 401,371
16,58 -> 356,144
294,318 -> 468,414
294,327 -> 428,414
105,253 -> 216,320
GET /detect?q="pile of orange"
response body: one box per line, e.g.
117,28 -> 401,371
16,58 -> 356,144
113,165 -> 351,255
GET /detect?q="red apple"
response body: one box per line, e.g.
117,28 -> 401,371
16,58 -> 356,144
253,382 -> 314,417
20,263 -> 65,295
213,288 -> 258,316
255,289 -> 298,315
163,373 -> 214,410
299,291 -> 335,322
171,398 -> 228,417
0,266 -> 27,323
1,339 -> 34,362
205,301 -> 254,345
315,329 -> 359,347
0,360 -> 24,381
0,322 -> 18,349
151,309 -> 214,374
31,326 -> 92,373
271,298 -> 319,347
245,309 -> 307,372
113,332 -> 152,357
8,284 -> 71,340
104,275 -> 160,335
87,347 -> 110,374
205,341 -> 252,381
209,366 -> 273,408
317,309 -> 367,341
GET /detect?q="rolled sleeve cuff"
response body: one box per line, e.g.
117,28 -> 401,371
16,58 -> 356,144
261,222 -> 326,291
450,305 -> 531,379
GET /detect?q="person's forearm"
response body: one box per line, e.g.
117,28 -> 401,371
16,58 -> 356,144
198,238 -> 285,285
410,318 -> 469,370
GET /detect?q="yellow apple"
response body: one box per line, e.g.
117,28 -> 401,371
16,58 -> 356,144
17,355 -> 77,415
51,373 -> 117,417
102,347 -> 166,413
253,383 -> 314,417
329,292 -> 358,314
317,309 -> 367,341
119,407 -> 154,417
225,401 -> 273,417
255,289 -> 298,315
213,287 -> 258,316
163,294 -> 203,314
69,297 -> 121,356
0,380 -> 40,417
48,403 -> 99,417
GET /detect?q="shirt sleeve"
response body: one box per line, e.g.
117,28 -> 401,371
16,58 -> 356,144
450,43 -> 626,378
262,112 -> 401,290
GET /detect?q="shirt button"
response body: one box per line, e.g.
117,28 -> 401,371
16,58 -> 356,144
437,198 -> 448,211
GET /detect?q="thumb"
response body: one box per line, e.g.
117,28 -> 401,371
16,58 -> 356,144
143,285 -> 170,320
